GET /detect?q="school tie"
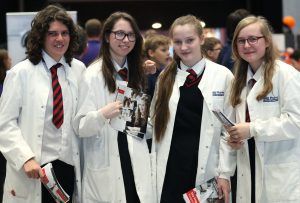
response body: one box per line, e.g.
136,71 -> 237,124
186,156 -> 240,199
50,63 -> 64,129
118,68 -> 128,81
184,69 -> 202,87
246,78 -> 256,203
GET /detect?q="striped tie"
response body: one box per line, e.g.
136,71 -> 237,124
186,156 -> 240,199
118,68 -> 128,81
184,69 -> 202,87
50,63 -> 64,129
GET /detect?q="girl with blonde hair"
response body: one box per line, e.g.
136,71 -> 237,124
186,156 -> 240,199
151,14 -> 234,203
227,16 -> 300,203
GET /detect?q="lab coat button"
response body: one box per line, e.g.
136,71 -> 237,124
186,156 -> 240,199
205,146 -> 208,149
211,124 -> 213,127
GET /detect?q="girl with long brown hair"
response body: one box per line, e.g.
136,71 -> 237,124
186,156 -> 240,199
74,12 -> 153,202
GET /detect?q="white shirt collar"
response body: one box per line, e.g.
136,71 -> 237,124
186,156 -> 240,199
246,63 -> 263,83
180,58 -> 205,76
42,50 -> 67,70
112,58 -> 128,72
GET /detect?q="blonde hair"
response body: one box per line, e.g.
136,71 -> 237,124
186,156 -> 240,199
230,16 -> 279,107
143,34 -> 170,58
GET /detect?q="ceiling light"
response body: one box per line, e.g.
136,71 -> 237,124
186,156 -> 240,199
152,22 -> 162,29
200,21 -> 206,28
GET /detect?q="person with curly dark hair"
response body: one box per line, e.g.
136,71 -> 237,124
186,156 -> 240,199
0,4 -> 85,203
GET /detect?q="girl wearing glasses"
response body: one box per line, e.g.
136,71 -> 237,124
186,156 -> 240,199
226,16 -> 300,202
74,12 -> 153,202
150,15 -> 234,203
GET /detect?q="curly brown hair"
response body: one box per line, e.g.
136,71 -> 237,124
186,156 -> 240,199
25,4 -> 79,65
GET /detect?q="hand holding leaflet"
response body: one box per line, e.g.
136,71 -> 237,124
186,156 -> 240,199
183,177 -> 220,203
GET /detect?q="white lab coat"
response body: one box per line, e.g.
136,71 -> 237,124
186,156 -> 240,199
150,59 -> 235,202
234,60 -> 300,203
0,58 -> 85,203
73,59 -> 153,203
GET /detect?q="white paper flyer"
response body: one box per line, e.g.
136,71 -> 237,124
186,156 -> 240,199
41,163 -> 70,203
110,85 -> 150,139
212,109 -> 235,127
183,177 -> 219,203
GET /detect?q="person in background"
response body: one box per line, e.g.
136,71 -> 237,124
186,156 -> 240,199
218,8 -> 251,71
202,37 -> 222,62
73,11 -> 153,203
226,16 -> 300,203
74,24 -> 88,60
0,49 -> 12,95
143,29 -> 158,39
150,15 -> 234,203
0,48 -> 12,203
143,34 -> 171,98
80,18 -> 102,66
0,4 -> 85,203
290,48 -> 300,71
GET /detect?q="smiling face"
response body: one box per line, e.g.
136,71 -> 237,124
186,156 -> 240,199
44,21 -> 70,62
172,24 -> 204,67
236,22 -> 269,71
108,18 -> 136,66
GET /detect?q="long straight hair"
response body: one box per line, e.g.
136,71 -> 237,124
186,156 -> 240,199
153,15 -> 203,142
230,16 -> 279,107
100,12 -> 145,93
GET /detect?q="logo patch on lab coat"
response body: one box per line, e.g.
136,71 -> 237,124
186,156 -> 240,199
212,91 -> 224,96
263,96 -> 278,102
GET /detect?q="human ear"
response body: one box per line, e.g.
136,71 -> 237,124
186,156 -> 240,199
148,49 -> 155,58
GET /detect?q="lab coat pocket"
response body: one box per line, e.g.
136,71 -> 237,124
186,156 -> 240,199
261,101 -> 280,118
265,162 -> 300,201
84,167 -> 112,202
5,169 -> 32,198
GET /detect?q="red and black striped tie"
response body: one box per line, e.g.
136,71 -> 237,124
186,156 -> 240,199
184,69 -> 202,87
118,68 -> 128,81
50,63 -> 64,129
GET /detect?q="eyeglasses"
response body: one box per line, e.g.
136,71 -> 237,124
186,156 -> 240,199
211,48 -> 222,51
47,31 -> 70,38
110,31 -> 136,42
237,36 -> 264,46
